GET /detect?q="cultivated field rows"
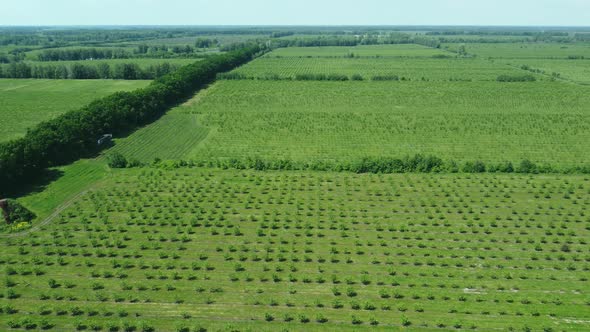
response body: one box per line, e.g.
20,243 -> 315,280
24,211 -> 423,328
1,168 -> 589,331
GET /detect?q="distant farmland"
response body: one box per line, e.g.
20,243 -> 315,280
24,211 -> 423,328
1,27 -> 590,332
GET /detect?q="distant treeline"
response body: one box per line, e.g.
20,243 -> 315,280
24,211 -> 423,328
0,45 -> 263,196
270,34 -> 441,49
111,154 -> 590,175
0,28 -> 237,47
37,48 -> 131,61
35,46 -> 214,62
426,31 -> 569,37
0,62 -> 183,80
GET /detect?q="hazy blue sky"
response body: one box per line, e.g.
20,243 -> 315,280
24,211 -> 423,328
2,0 -> 589,26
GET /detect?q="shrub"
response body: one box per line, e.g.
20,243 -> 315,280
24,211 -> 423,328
496,74 -> 536,82
351,74 -> 364,81
518,159 -> 537,173
2,199 -> 35,224
351,316 -> 362,325
401,315 -> 412,326
371,74 -> 400,81
463,161 -> 486,173
107,153 -> 128,169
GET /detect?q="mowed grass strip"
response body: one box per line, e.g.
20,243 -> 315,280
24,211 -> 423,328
0,79 -> 150,142
1,168 -> 589,331
107,111 -> 210,163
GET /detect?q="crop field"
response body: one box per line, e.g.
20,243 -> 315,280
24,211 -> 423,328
0,79 -> 150,142
443,42 -> 590,59
230,56 -> 535,81
1,168 -> 589,331
109,79 -> 590,167
268,44 -> 453,57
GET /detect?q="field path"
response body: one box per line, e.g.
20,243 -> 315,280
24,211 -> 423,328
0,189 -> 87,239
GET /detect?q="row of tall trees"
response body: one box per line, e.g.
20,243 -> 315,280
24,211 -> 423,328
0,62 -> 182,80
36,46 -> 214,62
37,48 -> 131,61
269,34 -> 441,49
0,45 -> 264,196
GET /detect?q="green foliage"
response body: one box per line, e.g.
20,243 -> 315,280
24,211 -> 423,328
496,74 -> 536,82
3,199 -> 35,223
1,167 -> 590,330
107,153 -> 128,169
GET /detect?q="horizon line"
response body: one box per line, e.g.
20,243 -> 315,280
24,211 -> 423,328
1,24 -> 590,28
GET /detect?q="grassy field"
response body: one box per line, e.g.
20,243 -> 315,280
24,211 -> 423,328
230,56 -> 536,81
111,79 -> 590,168
108,111 -> 210,163
2,168 -> 589,331
0,79 -> 150,142
268,44 -> 453,57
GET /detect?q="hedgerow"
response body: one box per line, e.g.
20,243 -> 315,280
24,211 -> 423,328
496,74 -> 536,82
0,45 -> 263,196
113,154 -> 590,175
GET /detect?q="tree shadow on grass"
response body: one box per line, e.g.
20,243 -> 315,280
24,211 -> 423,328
4,168 -> 64,199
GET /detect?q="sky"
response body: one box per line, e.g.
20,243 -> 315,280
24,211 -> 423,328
1,0 -> 589,26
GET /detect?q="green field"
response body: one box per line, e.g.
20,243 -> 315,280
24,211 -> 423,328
111,79 -> 590,168
231,56 -> 536,81
268,44 -> 453,57
0,79 -> 150,142
2,168 -> 589,331
443,42 -> 590,59
2,32 -> 590,332
501,59 -> 590,84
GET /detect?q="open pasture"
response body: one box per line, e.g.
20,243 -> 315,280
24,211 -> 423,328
0,79 -> 150,142
267,44 -> 453,58
1,168 -> 589,331
230,56 -> 535,81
